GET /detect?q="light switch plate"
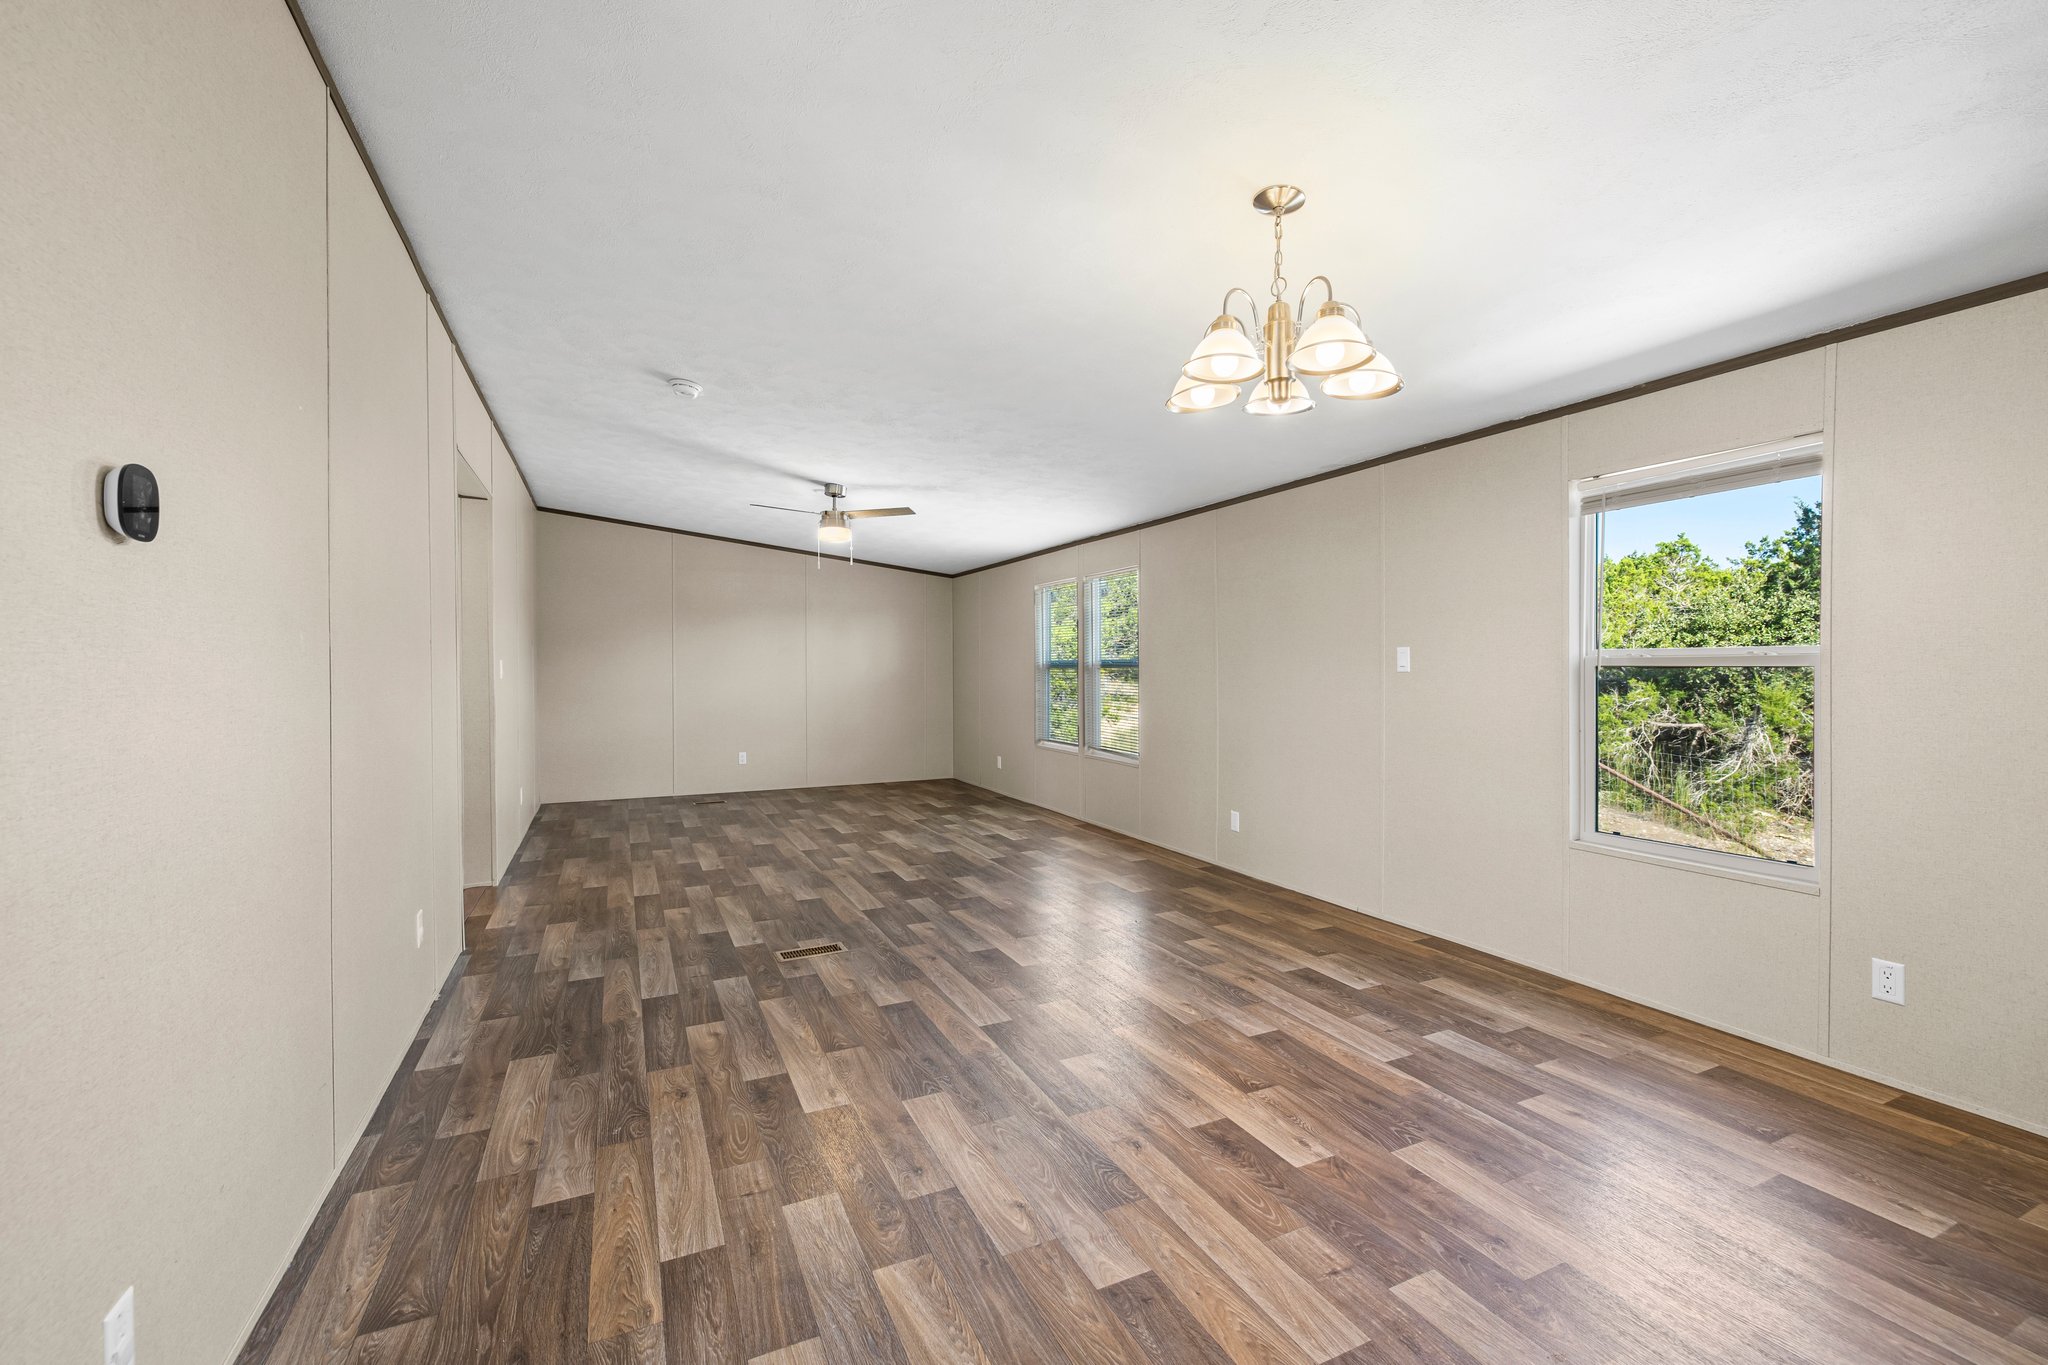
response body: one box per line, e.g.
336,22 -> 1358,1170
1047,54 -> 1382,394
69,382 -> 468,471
415,908 -> 424,948
1396,646 -> 1411,673
1229,810 -> 1240,833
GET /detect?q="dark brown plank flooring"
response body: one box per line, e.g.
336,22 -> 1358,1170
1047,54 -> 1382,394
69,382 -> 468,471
240,780 -> 2048,1363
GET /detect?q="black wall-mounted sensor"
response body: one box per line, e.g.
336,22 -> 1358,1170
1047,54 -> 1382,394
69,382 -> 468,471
101,464 -> 159,542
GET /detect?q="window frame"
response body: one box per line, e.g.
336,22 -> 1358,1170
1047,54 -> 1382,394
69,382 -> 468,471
1034,577 -> 1081,751
1082,566 -> 1141,763
1569,435 -> 1824,891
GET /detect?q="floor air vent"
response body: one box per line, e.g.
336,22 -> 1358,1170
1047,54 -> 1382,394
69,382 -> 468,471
693,798 -> 726,805
777,942 -> 846,961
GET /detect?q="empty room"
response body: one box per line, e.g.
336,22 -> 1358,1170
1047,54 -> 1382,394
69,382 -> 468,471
8,2 -> 2048,1362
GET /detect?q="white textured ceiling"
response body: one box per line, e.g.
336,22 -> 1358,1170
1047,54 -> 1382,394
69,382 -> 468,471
300,0 -> 2048,574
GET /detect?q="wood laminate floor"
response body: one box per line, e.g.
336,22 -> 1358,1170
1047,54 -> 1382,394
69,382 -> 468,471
239,780 -> 2048,1364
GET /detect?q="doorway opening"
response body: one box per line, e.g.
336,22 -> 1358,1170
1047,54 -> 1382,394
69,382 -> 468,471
458,454 -> 495,888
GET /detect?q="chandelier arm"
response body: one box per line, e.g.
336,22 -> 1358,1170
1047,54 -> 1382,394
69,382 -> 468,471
1218,286 -> 1262,334
1295,275 -> 1336,326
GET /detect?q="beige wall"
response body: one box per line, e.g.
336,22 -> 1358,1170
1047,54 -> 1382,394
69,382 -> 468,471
538,514 -> 675,800
0,5 -> 542,1359
0,4 -> 333,1362
426,318 -> 464,966
326,102 -> 445,1151
538,513 -> 954,801
807,550 -> 955,788
1382,422 -> 1569,971
1828,293 -> 2048,1129
952,296 -> 2048,1134
1216,483 -> 1382,910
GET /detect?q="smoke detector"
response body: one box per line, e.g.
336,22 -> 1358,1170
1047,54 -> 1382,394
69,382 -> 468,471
667,376 -> 704,400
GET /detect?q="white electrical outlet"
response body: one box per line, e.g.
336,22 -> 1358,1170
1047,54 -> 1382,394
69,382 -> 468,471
497,658 -> 504,680
415,908 -> 425,948
104,1287 -> 135,1365
1872,958 -> 1905,1005
738,751 -> 747,765
1396,646 -> 1412,673
1229,810 -> 1240,833
995,755 -> 1002,770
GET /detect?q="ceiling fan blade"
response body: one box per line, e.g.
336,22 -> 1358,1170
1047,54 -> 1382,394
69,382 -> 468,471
843,507 -> 915,519
749,503 -> 822,515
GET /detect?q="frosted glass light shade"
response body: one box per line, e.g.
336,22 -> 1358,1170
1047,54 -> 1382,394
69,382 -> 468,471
1165,373 -> 1238,413
1244,375 -> 1314,416
818,513 -> 853,544
1183,317 -> 1262,385
1321,350 -> 1403,400
1290,308 -> 1375,376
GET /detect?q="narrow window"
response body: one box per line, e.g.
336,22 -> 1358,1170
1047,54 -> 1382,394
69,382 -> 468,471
1085,568 -> 1140,759
1575,440 -> 1821,877
1035,579 -> 1079,747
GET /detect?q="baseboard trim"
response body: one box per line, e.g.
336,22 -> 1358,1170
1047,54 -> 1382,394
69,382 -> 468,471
535,770 -> 960,808
952,779 -> 2048,1143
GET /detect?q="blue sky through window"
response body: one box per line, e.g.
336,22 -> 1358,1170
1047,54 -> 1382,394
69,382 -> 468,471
1601,474 -> 1821,566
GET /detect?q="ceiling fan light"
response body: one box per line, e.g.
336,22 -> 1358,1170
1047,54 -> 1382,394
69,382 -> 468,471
1183,315 -> 1262,385
1321,350 -> 1403,400
1290,304 -> 1376,376
1244,375 -> 1314,416
1165,373 -> 1238,413
817,511 -> 853,544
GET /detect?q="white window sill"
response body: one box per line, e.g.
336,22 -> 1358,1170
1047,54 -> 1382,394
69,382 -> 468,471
1034,741 -> 1140,768
1569,834 -> 1820,895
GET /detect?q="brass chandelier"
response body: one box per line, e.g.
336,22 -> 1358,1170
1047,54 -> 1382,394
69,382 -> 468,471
1167,185 -> 1402,416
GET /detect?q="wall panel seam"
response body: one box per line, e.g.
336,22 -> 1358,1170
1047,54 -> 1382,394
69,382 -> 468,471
1211,521 -> 1221,862
670,532 -> 679,795
1818,344 -> 1838,1058
1379,469 -> 1388,919
323,98 -> 338,1172
1559,419 -> 1573,974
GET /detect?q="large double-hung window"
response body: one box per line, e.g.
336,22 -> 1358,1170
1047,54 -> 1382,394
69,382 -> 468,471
1574,438 -> 1822,882
1036,569 -> 1140,759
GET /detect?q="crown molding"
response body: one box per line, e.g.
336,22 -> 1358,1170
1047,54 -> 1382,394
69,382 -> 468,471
536,508 -> 953,579
955,267 -> 2048,578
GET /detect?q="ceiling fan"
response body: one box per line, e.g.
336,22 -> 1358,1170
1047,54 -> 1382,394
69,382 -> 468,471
750,483 -> 914,560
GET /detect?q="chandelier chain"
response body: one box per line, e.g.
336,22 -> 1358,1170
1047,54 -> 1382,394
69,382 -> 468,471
1270,208 -> 1287,299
